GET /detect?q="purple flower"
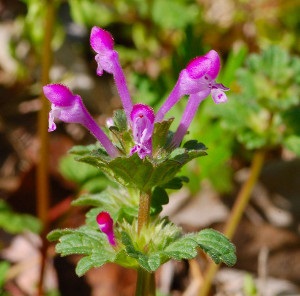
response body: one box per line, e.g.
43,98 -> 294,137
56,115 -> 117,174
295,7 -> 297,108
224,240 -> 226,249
90,26 -> 133,121
44,27 -> 229,160
130,104 -> 155,159
43,84 -> 119,158
155,50 -> 229,147
96,211 -> 116,246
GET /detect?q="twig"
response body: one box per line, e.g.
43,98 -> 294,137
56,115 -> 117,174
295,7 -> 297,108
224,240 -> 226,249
37,0 -> 56,295
199,150 -> 266,296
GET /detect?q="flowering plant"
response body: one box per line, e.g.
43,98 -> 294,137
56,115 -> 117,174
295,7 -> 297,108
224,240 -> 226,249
47,26 -> 236,294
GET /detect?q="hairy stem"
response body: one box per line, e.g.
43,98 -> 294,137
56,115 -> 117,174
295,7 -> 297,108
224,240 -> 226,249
37,0 -> 56,295
199,150 -> 266,296
135,191 -> 156,296
135,269 -> 156,296
137,191 -> 151,234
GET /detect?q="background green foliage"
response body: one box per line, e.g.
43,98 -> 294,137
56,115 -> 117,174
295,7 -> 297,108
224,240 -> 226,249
0,200 -> 41,234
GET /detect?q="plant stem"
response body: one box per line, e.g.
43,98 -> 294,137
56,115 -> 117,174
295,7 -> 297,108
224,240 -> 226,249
137,191 -> 151,234
37,0 -> 56,295
135,269 -> 156,296
199,149 -> 266,296
135,191 -> 156,296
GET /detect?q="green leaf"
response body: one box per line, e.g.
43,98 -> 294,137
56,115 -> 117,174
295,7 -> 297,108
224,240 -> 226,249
60,154 -> 110,193
163,235 -> 198,260
72,190 -> 111,208
0,200 -> 41,234
152,118 -> 174,156
152,0 -> 198,29
147,253 -> 161,271
194,229 -> 237,266
112,109 -> 128,132
151,187 -> 169,215
284,135 -> 300,156
69,0 -> 112,27
48,226 -> 116,276
75,249 -> 115,277
80,176 -> 110,193
155,229 -> 236,267
75,256 -> 95,277
183,140 -> 207,151
69,124 -> 206,192
47,228 -> 75,242
162,176 -> 189,190
48,227 -> 103,245
121,231 -> 139,259
244,273 -> 258,296
74,144 -> 206,191
72,186 -> 139,225
70,144 -> 108,157
121,231 -> 161,272
0,261 -> 10,288
59,154 -> 105,186
55,232 -> 103,256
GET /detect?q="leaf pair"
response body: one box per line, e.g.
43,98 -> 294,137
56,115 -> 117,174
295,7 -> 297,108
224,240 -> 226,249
122,228 -> 236,272
48,226 -> 236,276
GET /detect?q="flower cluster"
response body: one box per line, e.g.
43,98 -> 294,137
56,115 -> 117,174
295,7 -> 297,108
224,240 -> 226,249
43,27 -> 229,247
43,26 -> 228,161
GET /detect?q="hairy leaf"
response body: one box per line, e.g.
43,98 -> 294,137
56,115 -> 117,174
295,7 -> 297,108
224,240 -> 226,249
72,141 -> 206,191
163,236 -> 198,260
194,229 -> 237,266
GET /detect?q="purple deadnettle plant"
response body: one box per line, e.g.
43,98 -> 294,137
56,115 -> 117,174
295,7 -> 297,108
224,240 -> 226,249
47,26 -> 236,296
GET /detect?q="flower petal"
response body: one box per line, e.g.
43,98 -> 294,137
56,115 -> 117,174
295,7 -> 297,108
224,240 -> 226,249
43,84 -> 75,106
130,104 -> 155,158
90,26 -> 114,53
90,27 -> 133,120
130,104 -> 155,124
203,50 -> 221,79
96,211 -> 116,246
48,110 -> 57,132
185,50 -> 220,80
156,50 -> 222,122
211,88 -> 228,104
44,84 -> 119,157
185,56 -> 211,79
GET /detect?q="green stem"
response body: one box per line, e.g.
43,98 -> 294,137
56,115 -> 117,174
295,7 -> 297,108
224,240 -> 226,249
135,269 -> 156,296
37,0 -> 56,295
135,191 -> 156,296
199,150 -> 266,296
137,191 -> 151,234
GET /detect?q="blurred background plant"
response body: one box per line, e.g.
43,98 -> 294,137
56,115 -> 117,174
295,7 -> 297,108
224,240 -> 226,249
1,0 -> 300,295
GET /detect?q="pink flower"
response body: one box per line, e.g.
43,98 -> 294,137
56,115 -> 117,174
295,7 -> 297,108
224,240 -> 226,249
130,104 -> 155,159
155,50 -> 229,146
43,84 -> 119,158
96,211 -> 116,246
90,26 -> 133,121
44,27 -> 229,159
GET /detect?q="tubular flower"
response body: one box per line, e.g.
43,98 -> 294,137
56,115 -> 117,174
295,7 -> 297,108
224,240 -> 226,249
96,211 -> 116,246
155,50 -> 229,147
130,104 -> 155,159
90,26 -> 133,121
43,84 -> 119,158
44,27 -> 228,161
